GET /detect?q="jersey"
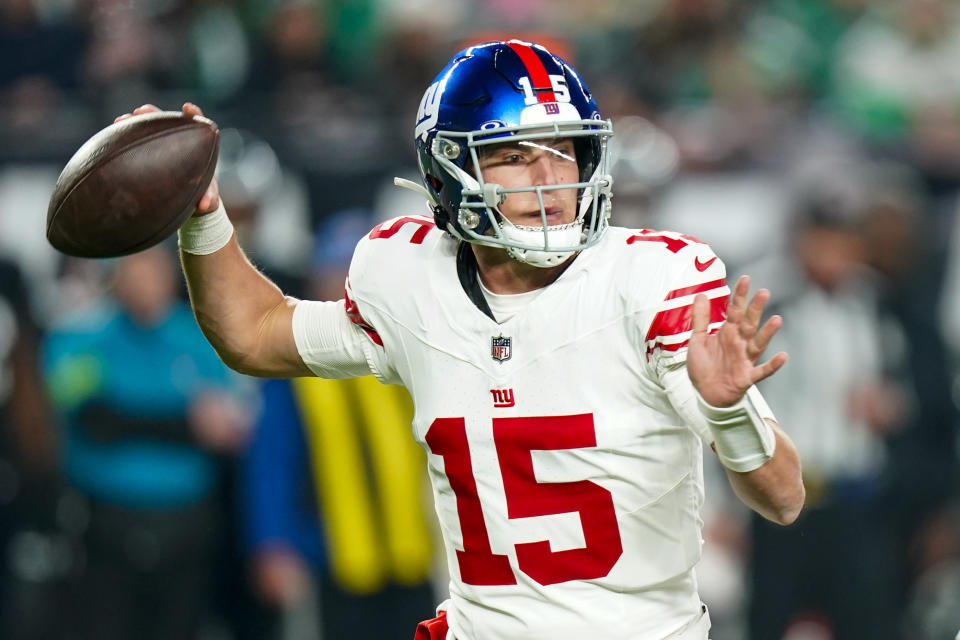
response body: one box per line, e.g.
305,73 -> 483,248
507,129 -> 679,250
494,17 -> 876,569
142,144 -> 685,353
297,216 -> 730,640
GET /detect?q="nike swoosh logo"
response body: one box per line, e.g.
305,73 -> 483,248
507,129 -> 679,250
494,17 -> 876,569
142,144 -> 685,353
694,256 -> 717,272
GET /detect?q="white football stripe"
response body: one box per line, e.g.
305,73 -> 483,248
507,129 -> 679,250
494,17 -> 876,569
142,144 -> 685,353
657,286 -> 730,312
646,321 -> 725,346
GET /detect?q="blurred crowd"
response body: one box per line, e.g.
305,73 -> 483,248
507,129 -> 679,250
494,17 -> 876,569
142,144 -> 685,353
2,0 -> 960,638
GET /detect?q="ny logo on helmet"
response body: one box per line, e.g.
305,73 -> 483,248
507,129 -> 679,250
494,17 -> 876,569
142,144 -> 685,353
415,80 -> 445,142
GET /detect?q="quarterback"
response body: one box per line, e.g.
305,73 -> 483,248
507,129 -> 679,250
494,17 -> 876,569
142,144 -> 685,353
123,40 -> 804,639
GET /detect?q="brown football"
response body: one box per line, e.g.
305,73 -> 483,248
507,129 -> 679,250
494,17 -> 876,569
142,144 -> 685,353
47,111 -> 219,258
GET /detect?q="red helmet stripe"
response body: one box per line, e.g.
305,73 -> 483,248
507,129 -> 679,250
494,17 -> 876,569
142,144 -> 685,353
507,41 -> 556,103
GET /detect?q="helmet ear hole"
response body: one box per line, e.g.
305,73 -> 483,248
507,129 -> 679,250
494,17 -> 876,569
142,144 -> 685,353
426,174 -> 443,194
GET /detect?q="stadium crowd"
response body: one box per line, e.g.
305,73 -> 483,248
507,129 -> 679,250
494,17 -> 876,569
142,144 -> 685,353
1,0 -> 960,638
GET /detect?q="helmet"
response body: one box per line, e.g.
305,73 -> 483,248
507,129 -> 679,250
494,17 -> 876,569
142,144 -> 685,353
412,40 -> 614,267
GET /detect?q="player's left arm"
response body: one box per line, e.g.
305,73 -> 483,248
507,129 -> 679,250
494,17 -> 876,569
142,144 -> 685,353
687,275 -> 804,526
722,421 -> 802,525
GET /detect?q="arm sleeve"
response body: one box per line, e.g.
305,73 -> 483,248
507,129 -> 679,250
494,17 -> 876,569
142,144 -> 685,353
291,299 -> 389,380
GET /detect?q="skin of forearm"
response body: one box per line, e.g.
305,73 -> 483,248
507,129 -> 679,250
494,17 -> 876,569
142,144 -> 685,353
724,422 -> 805,526
180,236 -> 309,378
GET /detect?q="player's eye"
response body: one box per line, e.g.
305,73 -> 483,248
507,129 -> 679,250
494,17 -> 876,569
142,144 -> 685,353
481,148 -> 525,167
547,140 -> 575,161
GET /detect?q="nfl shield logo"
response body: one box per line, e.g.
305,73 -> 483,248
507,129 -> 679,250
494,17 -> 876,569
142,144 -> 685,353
491,335 -> 512,362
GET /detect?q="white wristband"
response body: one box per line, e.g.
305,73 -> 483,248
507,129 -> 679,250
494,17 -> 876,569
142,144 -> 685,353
178,201 -> 234,255
698,386 -> 776,473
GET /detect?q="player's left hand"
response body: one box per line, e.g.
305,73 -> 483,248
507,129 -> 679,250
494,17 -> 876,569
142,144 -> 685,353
687,275 -> 787,407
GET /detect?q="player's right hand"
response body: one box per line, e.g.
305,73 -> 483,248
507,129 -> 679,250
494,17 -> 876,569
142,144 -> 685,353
114,102 -> 221,217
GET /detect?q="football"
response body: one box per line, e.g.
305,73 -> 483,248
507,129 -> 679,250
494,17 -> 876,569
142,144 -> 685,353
47,111 -> 219,258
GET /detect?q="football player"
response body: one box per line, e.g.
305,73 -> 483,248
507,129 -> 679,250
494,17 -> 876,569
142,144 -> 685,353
122,39 -> 804,640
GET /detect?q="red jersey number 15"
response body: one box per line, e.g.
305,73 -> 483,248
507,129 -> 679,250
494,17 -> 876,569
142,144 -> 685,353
426,413 -> 624,586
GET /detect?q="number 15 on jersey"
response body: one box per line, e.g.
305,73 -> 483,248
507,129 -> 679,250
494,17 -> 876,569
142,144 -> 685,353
426,413 -> 624,586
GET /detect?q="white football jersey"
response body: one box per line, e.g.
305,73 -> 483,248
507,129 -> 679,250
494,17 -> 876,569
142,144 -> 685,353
302,215 -> 730,640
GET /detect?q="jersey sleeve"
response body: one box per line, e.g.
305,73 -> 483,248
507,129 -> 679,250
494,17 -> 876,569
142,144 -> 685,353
291,299 -> 394,381
641,238 -> 731,375
330,215 -> 441,388
293,215 -> 439,385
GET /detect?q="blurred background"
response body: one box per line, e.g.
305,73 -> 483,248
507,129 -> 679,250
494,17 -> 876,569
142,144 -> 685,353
2,0 -> 960,638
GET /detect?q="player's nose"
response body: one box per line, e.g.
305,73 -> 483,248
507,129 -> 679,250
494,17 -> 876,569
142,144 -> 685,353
530,152 -> 563,186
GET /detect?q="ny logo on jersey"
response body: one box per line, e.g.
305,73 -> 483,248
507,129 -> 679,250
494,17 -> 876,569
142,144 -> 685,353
490,388 -> 515,408
491,335 -> 512,362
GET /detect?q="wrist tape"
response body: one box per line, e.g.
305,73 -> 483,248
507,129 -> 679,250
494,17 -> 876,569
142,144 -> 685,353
698,386 -> 776,473
178,201 -> 234,255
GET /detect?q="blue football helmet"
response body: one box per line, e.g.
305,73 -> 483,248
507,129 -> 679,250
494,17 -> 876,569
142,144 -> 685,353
408,40 -> 614,267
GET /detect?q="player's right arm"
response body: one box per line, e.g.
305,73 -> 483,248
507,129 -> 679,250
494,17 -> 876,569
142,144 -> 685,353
182,233 -> 381,380
180,232 -> 310,378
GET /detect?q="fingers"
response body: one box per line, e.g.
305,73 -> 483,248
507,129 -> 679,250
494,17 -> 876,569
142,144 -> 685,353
720,276 -> 784,363
743,288 -> 769,335
182,102 -> 204,117
726,276 -> 773,336
195,177 -> 221,215
749,314 -> 782,358
115,103 -> 204,124
752,351 -> 788,383
726,275 -> 750,324
691,293 -> 710,337
115,104 -> 160,123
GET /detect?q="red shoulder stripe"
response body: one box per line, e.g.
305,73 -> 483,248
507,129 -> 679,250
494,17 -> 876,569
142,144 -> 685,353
665,278 -> 727,301
344,280 -> 383,347
644,295 -> 728,343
